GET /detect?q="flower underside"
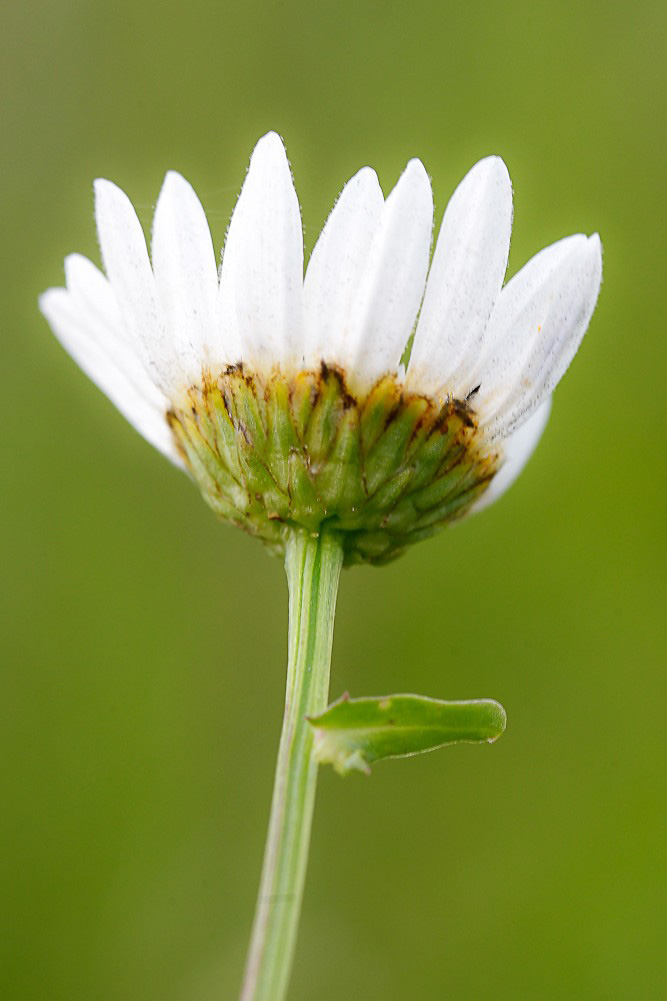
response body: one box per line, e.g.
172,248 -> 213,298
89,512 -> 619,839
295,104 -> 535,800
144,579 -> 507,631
168,364 -> 499,565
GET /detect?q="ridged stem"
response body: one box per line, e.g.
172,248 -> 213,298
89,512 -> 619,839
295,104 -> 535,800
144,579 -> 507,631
239,528 -> 343,1001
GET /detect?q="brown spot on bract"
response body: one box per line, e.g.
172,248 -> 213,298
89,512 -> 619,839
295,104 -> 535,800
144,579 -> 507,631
168,365 -> 498,565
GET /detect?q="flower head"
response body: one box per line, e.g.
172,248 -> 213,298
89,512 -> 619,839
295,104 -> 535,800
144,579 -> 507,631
40,132 -> 602,563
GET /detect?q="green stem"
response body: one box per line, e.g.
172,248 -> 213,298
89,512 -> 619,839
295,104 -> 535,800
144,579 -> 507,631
239,528 -> 343,1001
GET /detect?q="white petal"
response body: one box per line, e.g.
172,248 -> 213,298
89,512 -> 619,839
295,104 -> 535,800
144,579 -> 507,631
40,288 -> 183,466
342,159 -> 433,387
303,167 -> 384,369
484,235 -> 602,436
151,171 -> 221,371
472,398 -> 551,513
469,234 -> 587,405
219,132 -> 303,371
95,178 -> 183,394
408,156 -> 512,396
63,254 -> 159,399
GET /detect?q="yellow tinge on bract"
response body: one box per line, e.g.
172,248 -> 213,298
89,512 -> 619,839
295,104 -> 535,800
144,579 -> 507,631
169,363 -> 498,565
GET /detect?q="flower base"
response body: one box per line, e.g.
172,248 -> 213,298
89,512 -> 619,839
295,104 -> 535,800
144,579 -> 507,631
168,364 -> 498,564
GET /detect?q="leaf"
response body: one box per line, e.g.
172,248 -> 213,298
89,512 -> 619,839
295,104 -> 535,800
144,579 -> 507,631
308,692 -> 506,776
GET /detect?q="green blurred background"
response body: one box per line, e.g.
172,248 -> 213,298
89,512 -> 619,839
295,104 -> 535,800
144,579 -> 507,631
2,0 -> 666,998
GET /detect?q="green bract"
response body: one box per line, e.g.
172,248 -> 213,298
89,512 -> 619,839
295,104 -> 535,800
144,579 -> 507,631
169,364 -> 498,564
309,692 -> 507,776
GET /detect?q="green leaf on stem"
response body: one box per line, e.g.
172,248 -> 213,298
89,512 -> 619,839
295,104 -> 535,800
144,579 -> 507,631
308,692 -> 506,776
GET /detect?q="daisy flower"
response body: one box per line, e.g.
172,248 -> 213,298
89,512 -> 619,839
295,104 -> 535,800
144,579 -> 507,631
39,131 -> 604,1001
40,132 -> 602,563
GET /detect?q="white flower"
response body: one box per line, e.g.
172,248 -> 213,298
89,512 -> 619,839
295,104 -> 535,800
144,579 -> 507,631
40,131 -> 602,543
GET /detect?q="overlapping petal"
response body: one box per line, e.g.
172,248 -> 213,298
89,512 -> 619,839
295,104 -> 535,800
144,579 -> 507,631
408,156 -> 512,396
465,234 -> 588,405
94,178 -> 186,393
482,235 -> 602,436
219,131 -> 304,371
151,171 -> 221,370
342,158 -> 433,387
64,253 -> 148,373
39,279 -> 181,465
303,166 -> 384,369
